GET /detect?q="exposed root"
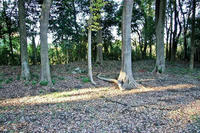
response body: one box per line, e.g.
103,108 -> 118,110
97,73 -> 124,90
97,73 -> 146,90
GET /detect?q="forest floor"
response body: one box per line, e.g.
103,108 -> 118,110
0,60 -> 200,132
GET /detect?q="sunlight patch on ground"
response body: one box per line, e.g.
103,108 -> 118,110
0,84 -> 197,107
168,99 -> 200,125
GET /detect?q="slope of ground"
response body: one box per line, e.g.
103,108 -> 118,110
0,60 -> 200,132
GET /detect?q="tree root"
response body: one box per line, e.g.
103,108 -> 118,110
97,73 -> 146,90
97,73 -> 124,90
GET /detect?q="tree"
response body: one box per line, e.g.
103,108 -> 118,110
88,0 -> 96,85
40,0 -> 52,84
153,0 -> 166,73
18,0 -> 31,80
189,0 -> 196,70
117,0 -> 140,90
1,0 -> 18,64
96,28 -> 103,65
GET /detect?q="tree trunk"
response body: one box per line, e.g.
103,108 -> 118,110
118,0 -> 140,90
32,36 -> 37,65
18,0 -> 30,80
154,0 -> 166,73
96,29 -> 103,65
189,0 -> 196,70
166,20 -> 170,59
88,0 -> 96,85
169,1 -> 173,61
171,0 -> 178,61
40,0 -> 52,84
8,30 -> 14,64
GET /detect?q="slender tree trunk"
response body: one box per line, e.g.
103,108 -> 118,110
118,0 -> 140,90
32,36 -> 37,65
171,0 -> 178,61
8,31 -> 14,64
154,0 -> 166,73
88,0 -> 96,85
40,0 -> 52,84
169,1 -> 173,61
149,44 -> 152,58
96,29 -> 103,65
166,20 -> 170,59
18,0 -> 30,80
190,0 -> 196,70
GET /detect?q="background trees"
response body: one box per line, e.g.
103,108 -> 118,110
0,0 -> 199,85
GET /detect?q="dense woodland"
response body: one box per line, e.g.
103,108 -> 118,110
0,0 -> 200,132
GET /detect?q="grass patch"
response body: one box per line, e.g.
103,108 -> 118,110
16,74 -> 20,80
40,80 -> 48,86
52,79 -> 56,85
32,80 -> 37,86
24,81 -> 29,86
81,77 -> 90,83
0,79 -> 4,83
39,89 -> 45,94
58,77 -> 65,80
52,75 -> 58,79
31,73 -> 39,80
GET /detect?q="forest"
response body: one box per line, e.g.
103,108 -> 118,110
0,0 -> 200,132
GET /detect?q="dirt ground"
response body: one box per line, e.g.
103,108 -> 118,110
0,60 -> 200,132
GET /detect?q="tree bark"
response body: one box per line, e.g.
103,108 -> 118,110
117,0 -> 140,90
171,0 -> 178,61
88,0 -> 96,85
154,0 -> 166,73
96,29 -> 103,65
166,19 -> 170,59
189,0 -> 196,70
169,0 -> 173,61
18,0 -> 31,80
32,36 -> 37,65
40,0 -> 52,84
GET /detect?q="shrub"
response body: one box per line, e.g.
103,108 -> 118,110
32,80 -> 37,86
40,80 -> 48,86
52,79 -> 56,85
82,77 -> 90,83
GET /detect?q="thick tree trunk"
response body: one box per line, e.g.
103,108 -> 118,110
96,30 -> 103,65
40,0 -> 52,84
88,0 -> 96,85
189,0 -> 196,70
118,0 -> 140,90
154,0 -> 166,73
32,36 -> 37,65
18,0 -> 30,80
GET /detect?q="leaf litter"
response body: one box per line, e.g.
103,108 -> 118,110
0,60 -> 200,132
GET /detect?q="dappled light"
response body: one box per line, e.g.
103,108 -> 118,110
0,84 -> 197,107
1,0 -> 200,131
